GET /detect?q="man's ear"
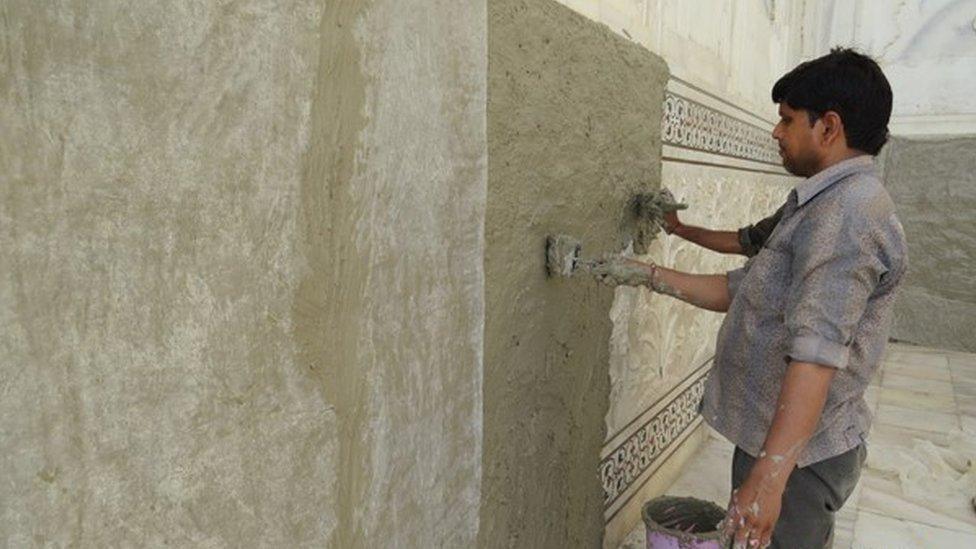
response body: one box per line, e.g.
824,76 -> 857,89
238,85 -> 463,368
820,111 -> 845,146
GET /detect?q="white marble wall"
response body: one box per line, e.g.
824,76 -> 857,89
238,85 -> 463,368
556,0 -> 806,120
802,0 -> 976,135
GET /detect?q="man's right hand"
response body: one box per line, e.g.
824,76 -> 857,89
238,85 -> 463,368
589,256 -> 657,288
663,209 -> 681,234
655,188 -> 684,234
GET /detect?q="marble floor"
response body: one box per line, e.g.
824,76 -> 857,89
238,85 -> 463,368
618,342 -> 976,549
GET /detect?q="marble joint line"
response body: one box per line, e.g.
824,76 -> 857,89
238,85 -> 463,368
600,366 -> 709,510
662,91 -> 781,166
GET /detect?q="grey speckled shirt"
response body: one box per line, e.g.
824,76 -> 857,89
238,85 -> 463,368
702,155 -> 909,467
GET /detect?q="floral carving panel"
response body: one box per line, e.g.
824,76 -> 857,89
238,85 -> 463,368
662,92 -> 781,166
600,371 -> 706,507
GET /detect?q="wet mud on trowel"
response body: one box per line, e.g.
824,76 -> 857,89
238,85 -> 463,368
545,233 -> 593,277
628,188 -> 687,254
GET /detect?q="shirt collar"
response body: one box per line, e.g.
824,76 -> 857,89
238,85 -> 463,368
794,155 -> 877,207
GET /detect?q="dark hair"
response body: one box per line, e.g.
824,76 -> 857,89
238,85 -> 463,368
771,47 -> 892,155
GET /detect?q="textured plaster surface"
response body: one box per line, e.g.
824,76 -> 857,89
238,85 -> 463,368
481,1 -> 668,547
1,1 -> 487,547
606,164 -> 794,435
309,1 -> 487,546
881,136 -> 976,352
1,1 -> 334,545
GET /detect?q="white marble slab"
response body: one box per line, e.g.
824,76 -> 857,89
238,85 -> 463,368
882,359 -> 953,383
857,469 -> 976,534
881,373 -> 954,396
866,422 -> 952,450
956,394 -> 976,417
874,404 -> 960,434
852,510 -> 976,549
878,387 -> 956,414
885,349 -> 951,369
949,357 -> 976,385
953,380 -> 976,399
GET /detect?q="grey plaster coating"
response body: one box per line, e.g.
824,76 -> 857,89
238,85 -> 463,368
1,0 -> 487,547
879,136 -> 976,352
1,2 -> 335,545
481,1 -> 668,547
307,1 -> 486,546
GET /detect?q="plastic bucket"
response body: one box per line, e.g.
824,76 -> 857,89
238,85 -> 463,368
642,495 -> 725,549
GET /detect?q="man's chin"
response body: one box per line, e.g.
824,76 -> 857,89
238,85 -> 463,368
781,159 -> 799,176
781,157 -> 812,177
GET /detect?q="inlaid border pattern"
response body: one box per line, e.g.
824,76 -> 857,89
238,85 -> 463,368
662,91 -> 780,166
600,371 -> 707,508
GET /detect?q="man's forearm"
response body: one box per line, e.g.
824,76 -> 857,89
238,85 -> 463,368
750,361 -> 837,485
652,265 -> 731,312
672,224 -> 744,256
589,258 -> 731,312
719,361 -> 836,547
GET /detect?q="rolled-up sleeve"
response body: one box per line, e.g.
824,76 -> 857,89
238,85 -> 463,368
785,209 -> 887,369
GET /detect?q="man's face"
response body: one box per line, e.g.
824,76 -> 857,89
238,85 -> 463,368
772,103 -> 822,177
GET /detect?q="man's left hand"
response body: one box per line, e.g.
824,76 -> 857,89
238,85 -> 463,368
719,466 -> 785,549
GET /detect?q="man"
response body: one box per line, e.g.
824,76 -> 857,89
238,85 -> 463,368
593,48 -> 907,548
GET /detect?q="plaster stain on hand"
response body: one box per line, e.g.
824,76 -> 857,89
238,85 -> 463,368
748,501 -> 760,516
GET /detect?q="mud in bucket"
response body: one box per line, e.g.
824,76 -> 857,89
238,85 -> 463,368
642,495 -> 725,548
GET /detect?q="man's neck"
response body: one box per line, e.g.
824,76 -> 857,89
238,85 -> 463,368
813,149 -> 866,175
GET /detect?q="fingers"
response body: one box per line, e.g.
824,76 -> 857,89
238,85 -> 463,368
589,256 -> 659,287
717,493 -> 740,546
731,513 -> 751,549
588,261 -> 617,287
735,517 -> 771,549
725,495 -> 770,549
732,524 -> 765,549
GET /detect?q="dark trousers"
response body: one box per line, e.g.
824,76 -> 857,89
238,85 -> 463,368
732,444 -> 866,549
